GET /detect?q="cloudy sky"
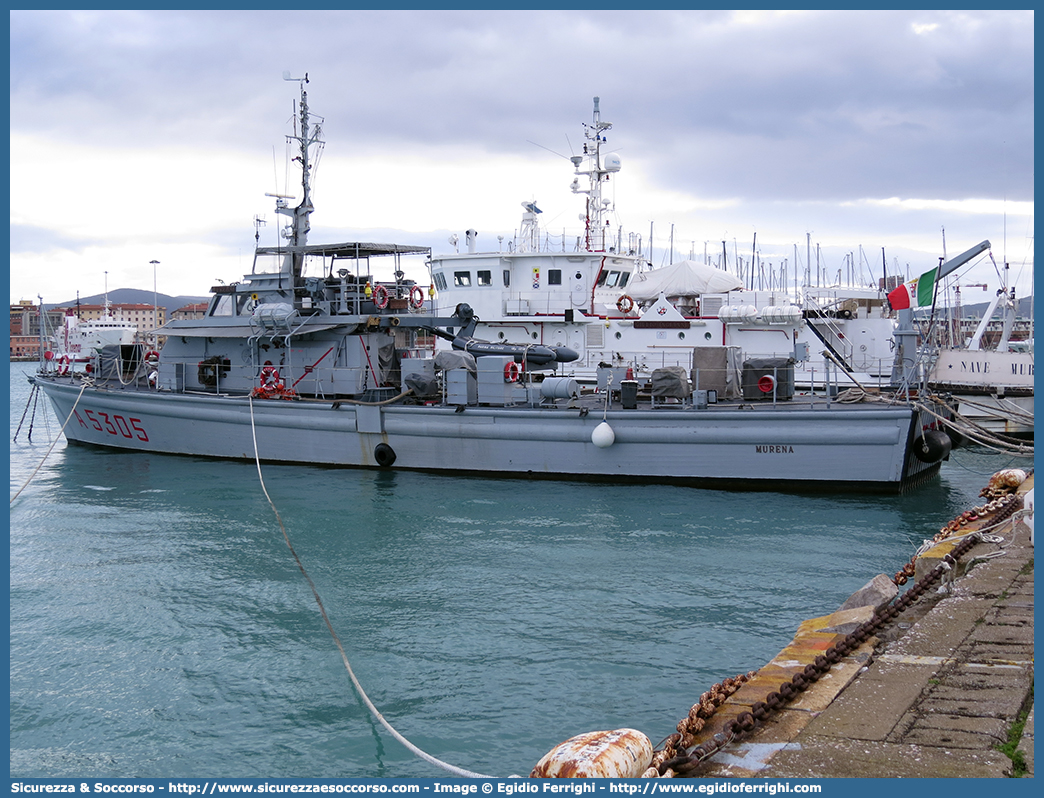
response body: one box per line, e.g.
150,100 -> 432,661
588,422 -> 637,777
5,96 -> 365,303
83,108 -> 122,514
10,9 -> 1034,306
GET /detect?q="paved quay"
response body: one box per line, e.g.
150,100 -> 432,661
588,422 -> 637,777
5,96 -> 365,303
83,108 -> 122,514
679,472 -> 1034,779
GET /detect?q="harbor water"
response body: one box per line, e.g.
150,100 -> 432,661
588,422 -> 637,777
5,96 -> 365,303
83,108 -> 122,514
9,362 -> 1022,778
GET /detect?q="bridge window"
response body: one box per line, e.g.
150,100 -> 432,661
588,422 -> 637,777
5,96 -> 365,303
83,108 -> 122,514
503,270 -> 510,287
619,272 -> 630,288
477,270 -> 492,286
548,269 -> 562,285
210,295 -> 233,316
453,271 -> 471,287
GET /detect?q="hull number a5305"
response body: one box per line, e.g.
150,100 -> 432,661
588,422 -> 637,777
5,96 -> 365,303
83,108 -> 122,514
75,408 -> 150,442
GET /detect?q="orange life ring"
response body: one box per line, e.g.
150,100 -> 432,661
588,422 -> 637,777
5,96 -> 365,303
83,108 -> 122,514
372,284 -> 390,309
504,360 -> 520,383
617,294 -> 635,313
409,285 -> 425,310
252,364 -> 297,400
260,365 -> 282,387
57,355 -> 71,375
253,364 -> 294,399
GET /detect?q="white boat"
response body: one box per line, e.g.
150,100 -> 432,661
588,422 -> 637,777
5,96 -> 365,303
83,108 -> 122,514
45,298 -> 140,372
28,79 -> 959,493
796,285 -> 896,390
428,98 -> 898,395
928,273 -> 1033,439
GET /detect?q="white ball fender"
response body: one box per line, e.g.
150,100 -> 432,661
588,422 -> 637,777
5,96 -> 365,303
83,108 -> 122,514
591,421 -> 615,448
530,728 -> 653,778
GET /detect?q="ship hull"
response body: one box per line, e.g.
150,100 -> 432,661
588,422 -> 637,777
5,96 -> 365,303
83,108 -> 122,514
929,349 -> 1034,439
34,376 -> 942,493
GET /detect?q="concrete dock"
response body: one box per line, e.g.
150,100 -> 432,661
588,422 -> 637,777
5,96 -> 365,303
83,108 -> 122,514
678,472 -> 1034,779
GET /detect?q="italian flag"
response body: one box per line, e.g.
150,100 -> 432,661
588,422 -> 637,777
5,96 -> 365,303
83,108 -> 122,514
887,266 -> 938,310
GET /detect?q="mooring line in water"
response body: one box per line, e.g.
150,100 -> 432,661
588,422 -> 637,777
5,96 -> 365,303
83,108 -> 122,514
14,383 -> 42,442
11,380 -> 89,504
247,397 -> 496,779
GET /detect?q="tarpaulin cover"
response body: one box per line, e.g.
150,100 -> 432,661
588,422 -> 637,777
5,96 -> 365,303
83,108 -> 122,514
628,260 -> 743,301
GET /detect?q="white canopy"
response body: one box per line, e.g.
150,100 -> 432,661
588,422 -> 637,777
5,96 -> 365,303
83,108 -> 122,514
627,259 -> 743,301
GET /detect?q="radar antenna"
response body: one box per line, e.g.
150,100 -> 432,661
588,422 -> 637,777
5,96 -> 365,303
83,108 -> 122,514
275,72 -> 324,281
571,96 -> 620,252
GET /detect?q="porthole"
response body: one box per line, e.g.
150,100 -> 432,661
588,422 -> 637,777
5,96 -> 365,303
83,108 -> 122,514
678,332 -> 686,340
615,331 -> 622,340
704,332 -> 713,340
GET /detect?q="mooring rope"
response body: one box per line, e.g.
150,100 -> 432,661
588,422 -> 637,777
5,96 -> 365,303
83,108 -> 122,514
246,396 -> 496,779
14,382 -> 42,442
915,398 -> 1033,457
11,379 -> 89,504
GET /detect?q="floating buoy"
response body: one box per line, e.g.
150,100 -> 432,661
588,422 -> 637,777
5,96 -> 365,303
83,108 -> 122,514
591,421 -> 615,448
531,728 -> 653,778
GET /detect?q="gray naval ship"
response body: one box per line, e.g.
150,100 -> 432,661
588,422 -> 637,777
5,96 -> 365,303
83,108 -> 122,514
30,78 -> 958,493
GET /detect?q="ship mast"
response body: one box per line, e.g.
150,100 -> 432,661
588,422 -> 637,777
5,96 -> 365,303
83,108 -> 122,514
277,72 -> 323,280
570,96 -> 618,252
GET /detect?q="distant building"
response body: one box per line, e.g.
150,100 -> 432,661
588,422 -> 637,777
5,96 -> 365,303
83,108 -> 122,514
53,303 -> 166,340
171,302 -> 208,320
9,301 -> 65,359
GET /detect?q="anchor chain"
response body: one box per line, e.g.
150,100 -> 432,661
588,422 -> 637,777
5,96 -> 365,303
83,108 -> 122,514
890,475 -> 1028,587
652,531 -> 985,777
647,671 -> 758,775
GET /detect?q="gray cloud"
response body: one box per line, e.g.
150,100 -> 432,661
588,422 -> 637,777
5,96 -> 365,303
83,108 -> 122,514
13,9 -> 1032,203
9,9 -> 1033,299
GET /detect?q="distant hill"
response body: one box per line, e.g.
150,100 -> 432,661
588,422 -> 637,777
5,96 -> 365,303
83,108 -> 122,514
955,296 -> 1033,319
44,288 -> 209,312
